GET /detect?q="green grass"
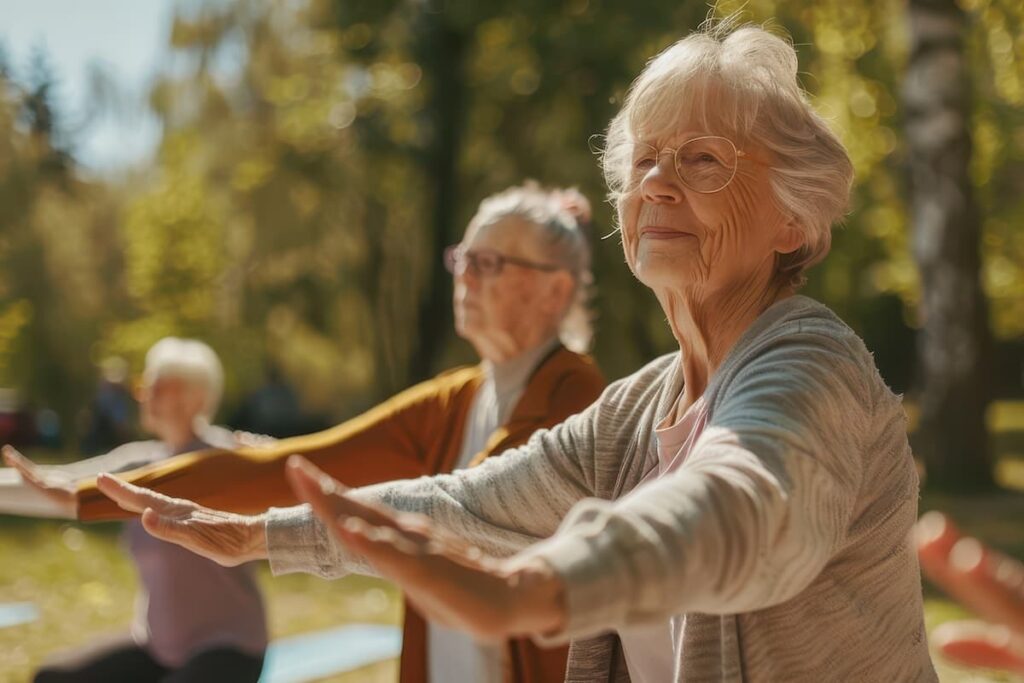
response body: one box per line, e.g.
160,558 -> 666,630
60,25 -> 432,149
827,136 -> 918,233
3,401 -> 1024,682
0,517 -> 402,683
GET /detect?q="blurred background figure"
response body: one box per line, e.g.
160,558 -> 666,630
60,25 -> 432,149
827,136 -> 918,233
0,388 -> 38,449
229,363 -> 310,440
63,182 -> 605,683
5,338 -> 266,683
81,357 -> 135,456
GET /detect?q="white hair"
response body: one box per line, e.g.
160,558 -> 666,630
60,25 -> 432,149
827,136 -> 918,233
470,181 -> 595,353
602,20 -> 855,286
143,337 -> 224,420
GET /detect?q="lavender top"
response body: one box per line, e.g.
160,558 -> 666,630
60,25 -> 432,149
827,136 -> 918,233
123,431 -> 267,666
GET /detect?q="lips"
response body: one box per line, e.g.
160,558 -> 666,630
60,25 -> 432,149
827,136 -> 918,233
639,225 -> 694,240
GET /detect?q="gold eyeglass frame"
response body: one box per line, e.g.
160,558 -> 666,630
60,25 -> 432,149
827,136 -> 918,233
631,135 -> 763,195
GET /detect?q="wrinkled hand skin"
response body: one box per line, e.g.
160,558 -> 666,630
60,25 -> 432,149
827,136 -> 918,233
96,473 -> 267,567
283,455 -> 567,642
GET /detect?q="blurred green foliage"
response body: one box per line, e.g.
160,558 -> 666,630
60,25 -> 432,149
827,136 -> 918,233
0,0 -> 1021,446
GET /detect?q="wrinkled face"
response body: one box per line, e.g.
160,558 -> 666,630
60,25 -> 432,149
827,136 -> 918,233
452,216 -> 565,357
138,375 -> 205,438
618,127 -> 799,297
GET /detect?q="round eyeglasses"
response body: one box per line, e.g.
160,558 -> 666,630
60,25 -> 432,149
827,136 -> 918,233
443,245 -> 562,277
629,135 -> 760,194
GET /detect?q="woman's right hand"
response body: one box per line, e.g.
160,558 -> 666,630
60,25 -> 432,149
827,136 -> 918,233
917,511 -> 1024,675
3,446 -> 78,518
97,474 -> 267,566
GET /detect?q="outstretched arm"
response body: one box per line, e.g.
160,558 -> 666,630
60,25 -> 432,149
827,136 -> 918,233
2,443 -> 162,518
96,472 -> 268,565
75,371 -> 481,520
97,455 -> 569,642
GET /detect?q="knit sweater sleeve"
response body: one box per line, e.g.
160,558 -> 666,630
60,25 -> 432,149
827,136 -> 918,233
265,391 -> 606,578
524,324 -> 871,642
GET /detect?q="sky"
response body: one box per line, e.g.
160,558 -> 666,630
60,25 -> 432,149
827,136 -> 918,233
1,0 -> 178,172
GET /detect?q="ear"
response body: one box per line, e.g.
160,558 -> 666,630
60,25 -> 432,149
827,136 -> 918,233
773,217 -> 804,255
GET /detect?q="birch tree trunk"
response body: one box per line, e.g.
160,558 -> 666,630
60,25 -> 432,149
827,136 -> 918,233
904,0 -> 994,491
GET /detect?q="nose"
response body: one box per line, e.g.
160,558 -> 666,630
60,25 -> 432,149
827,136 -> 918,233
640,154 -> 684,205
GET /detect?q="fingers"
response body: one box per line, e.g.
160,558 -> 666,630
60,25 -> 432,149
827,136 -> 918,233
285,456 -> 398,529
338,516 -> 423,559
334,517 -> 514,642
3,446 -> 74,508
2,445 -> 27,468
948,538 -> 1024,632
3,446 -> 42,485
285,460 -> 428,570
931,620 -> 1024,675
140,507 -> 185,543
285,455 -> 352,529
138,508 -> 222,565
917,512 -> 1024,631
97,474 -> 183,515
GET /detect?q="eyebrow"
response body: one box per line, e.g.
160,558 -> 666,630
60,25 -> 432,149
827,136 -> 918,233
633,130 -> 717,147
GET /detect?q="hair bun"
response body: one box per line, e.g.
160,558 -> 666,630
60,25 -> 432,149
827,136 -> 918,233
551,187 -> 593,233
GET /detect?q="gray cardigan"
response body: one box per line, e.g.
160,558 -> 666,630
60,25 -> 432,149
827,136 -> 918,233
266,296 -> 937,682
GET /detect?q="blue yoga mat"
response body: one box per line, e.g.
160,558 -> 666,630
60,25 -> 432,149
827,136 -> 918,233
0,602 -> 39,629
259,623 -> 401,683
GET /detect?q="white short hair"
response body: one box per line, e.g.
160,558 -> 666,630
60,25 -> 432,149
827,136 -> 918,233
143,337 -> 224,420
602,20 -> 855,285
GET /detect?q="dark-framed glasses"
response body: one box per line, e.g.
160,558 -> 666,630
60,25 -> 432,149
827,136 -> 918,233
629,135 -> 757,194
443,245 -> 562,277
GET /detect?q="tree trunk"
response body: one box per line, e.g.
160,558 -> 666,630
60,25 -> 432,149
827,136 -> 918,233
904,0 -> 994,491
408,5 -> 467,382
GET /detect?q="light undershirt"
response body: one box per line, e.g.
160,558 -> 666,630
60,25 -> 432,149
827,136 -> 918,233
427,338 -> 561,683
618,395 -> 709,683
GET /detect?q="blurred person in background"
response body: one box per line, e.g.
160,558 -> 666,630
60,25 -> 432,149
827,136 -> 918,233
0,388 -> 37,448
4,337 -> 266,683
81,356 -> 136,455
8,182 -> 605,683
229,363 -> 306,439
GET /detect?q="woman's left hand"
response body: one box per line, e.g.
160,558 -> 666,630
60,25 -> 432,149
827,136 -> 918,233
96,474 -> 268,567
284,455 -> 567,642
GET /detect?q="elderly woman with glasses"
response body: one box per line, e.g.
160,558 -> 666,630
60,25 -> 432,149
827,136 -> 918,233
98,22 -> 937,682
5,182 -> 603,683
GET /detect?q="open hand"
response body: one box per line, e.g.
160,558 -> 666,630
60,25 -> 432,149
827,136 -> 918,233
917,511 -> 1024,675
3,446 -> 77,517
97,474 -> 267,566
284,455 -> 566,642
